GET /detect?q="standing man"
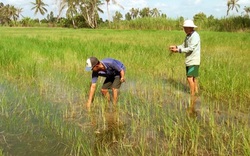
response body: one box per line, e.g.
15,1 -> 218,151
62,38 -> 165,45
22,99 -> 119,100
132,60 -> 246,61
85,57 -> 126,111
169,19 -> 201,111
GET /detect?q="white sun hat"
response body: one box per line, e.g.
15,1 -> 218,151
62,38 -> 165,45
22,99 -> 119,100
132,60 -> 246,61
85,57 -> 99,71
183,20 -> 197,28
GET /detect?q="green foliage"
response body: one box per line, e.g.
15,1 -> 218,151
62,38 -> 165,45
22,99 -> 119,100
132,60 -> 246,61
19,17 -> 36,27
98,16 -> 250,32
113,11 -> 123,22
193,12 -> 207,29
107,17 -> 177,30
218,16 -> 250,31
1,0 -> 250,32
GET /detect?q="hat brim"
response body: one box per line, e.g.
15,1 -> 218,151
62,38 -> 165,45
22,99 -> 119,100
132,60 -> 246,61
183,25 -> 197,28
85,66 -> 92,71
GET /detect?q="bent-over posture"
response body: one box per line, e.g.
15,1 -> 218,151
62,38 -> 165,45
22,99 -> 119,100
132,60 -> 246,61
85,57 -> 126,111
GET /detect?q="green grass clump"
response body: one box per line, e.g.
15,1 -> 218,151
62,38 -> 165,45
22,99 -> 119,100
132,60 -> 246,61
0,27 -> 249,155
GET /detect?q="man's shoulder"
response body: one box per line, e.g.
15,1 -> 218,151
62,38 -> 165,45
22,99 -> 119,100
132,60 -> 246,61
191,31 -> 200,39
101,58 -> 113,62
193,31 -> 200,36
101,58 -> 116,65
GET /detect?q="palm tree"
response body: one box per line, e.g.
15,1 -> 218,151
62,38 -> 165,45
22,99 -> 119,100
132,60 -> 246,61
66,0 -> 78,28
56,0 -> 104,28
0,4 -> 20,26
139,7 -> 150,18
130,8 -> 139,19
150,8 -> 160,17
244,6 -> 250,16
16,7 -> 23,18
227,0 -> 240,15
2,4 -> 12,24
55,0 -> 66,22
0,3 -> 5,17
0,3 -> 9,25
104,0 -> 123,25
55,0 -> 78,23
31,0 -> 48,16
9,5 -> 19,25
80,0 -> 103,28
112,11 -> 122,22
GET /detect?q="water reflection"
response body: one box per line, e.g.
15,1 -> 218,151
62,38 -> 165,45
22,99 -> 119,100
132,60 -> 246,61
93,109 -> 125,152
187,95 -> 198,117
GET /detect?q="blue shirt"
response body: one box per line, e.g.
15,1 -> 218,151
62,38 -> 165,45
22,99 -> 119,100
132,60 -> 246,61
91,58 -> 126,83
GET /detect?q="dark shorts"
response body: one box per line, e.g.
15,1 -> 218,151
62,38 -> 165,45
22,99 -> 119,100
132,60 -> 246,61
102,76 -> 122,89
186,65 -> 199,77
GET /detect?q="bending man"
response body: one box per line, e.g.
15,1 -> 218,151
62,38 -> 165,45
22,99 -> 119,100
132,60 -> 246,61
85,57 -> 126,111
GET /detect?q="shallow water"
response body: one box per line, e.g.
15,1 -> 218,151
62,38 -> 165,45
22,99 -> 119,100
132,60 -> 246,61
0,79 -> 249,155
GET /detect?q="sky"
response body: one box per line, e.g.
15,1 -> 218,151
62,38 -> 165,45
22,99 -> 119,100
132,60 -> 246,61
2,0 -> 250,20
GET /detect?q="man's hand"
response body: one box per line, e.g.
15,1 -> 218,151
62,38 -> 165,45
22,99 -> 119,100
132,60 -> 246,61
85,83 -> 96,112
120,70 -> 125,83
120,77 -> 125,83
169,45 -> 178,53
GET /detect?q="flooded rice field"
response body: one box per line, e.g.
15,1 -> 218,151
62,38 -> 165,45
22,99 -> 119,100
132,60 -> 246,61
0,79 -> 249,155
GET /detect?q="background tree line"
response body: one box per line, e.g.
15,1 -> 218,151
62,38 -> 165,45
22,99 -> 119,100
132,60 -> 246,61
0,0 -> 250,32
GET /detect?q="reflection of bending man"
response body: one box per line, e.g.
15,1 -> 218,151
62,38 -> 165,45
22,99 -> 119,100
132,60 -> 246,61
169,20 -> 201,107
85,57 -> 126,111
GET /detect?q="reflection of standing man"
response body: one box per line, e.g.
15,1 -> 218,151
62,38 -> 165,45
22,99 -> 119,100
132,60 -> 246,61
169,20 -> 201,110
85,57 -> 126,111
